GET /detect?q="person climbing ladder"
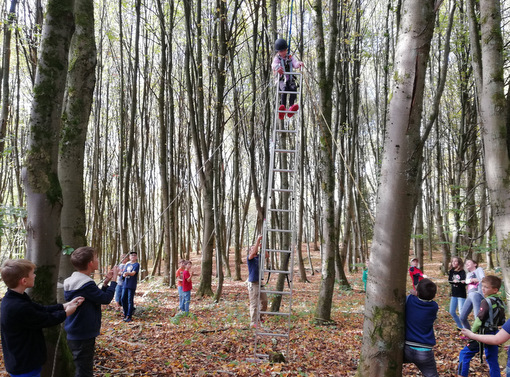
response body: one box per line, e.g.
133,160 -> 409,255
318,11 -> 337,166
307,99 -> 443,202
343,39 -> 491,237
272,38 -> 304,120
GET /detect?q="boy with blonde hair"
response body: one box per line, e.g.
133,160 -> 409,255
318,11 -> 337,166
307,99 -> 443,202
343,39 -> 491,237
0,259 -> 83,377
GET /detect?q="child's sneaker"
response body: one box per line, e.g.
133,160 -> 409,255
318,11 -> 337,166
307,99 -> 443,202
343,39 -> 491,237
288,104 -> 299,118
278,105 -> 286,120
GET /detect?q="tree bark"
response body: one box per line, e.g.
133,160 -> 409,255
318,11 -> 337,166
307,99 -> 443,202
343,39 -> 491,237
58,0 -> 97,293
358,0 -> 436,374
313,0 -> 339,324
473,0 -> 510,301
22,0 -> 75,376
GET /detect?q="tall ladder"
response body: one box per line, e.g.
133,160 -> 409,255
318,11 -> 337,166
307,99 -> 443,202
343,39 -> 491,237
253,71 -> 302,361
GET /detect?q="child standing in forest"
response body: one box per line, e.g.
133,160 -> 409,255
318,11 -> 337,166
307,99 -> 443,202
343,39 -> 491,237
181,261 -> 194,315
122,251 -> 139,322
403,278 -> 439,377
272,38 -> 304,120
115,255 -> 128,312
64,247 -> 118,377
1,259 -> 83,377
409,257 -> 427,289
461,315 -> 510,376
460,259 -> 485,330
457,275 -> 505,377
448,256 -> 466,330
176,259 -> 186,312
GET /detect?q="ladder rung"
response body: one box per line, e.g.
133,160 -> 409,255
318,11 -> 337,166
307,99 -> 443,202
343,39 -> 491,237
268,208 -> 293,213
278,90 -> 299,95
261,289 -> 291,295
256,331 -> 289,338
266,228 -> 293,233
273,168 -> 296,173
263,268 -> 290,274
274,148 -> 297,154
271,188 -> 293,193
275,129 -> 298,134
260,311 -> 291,317
266,248 -> 292,254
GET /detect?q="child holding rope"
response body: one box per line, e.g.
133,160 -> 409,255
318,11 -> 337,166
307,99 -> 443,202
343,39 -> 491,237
0,259 -> 83,377
272,38 -> 304,120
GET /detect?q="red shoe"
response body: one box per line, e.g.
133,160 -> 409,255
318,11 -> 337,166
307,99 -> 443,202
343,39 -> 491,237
278,105 -> 286,120
288,104 -> 299,118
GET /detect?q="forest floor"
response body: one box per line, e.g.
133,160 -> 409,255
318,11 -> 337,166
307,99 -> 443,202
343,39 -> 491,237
0,249 -> 505,376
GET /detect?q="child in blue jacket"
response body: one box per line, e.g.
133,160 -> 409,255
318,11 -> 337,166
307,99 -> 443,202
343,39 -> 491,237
64,246 -> 118,377
404,278 -> 439,377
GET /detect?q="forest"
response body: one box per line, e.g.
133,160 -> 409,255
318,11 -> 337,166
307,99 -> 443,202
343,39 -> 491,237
0,0 -> 509,375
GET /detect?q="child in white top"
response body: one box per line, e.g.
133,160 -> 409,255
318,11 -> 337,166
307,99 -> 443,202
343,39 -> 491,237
271,38 -> 303,119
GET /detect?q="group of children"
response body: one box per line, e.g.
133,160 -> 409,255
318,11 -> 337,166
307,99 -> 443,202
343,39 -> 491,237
406,257 -> 509,377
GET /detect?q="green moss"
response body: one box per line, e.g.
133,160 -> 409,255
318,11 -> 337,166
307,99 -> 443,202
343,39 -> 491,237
370,304 -> 404,348
32,264 -> 56,304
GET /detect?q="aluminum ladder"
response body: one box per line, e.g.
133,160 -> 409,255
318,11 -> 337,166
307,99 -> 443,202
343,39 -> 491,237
253,71 -> 302,361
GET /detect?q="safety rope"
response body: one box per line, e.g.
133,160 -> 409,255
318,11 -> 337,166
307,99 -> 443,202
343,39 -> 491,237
109,78 -> 276,271
300,66 -> 375,223
287,0 -> 295,52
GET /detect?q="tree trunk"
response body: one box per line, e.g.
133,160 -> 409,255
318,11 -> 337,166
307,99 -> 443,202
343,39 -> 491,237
472,0 -> 510,301
58,0 -> 97,297
313,0 -> 339,324
22,0 -> 75,376
0,0 -> 17,160
358,0 -> 436,374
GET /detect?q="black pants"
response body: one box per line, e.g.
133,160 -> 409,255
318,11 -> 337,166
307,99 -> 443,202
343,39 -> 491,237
68,338 -> 95,377
280,79 -> 297,107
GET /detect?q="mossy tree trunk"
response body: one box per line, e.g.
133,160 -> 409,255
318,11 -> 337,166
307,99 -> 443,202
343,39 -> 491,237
358,0 -> 436,375
58,0 -> 97,296
21,0 -> 75,376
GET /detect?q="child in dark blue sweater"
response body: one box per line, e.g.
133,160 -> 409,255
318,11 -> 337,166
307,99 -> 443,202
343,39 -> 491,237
0,259 -> 83,377
64,247 -> 118,377
404,278 -> 439,377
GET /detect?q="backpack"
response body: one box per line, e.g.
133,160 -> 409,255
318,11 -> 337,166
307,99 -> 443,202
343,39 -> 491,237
480,296 -> 506,334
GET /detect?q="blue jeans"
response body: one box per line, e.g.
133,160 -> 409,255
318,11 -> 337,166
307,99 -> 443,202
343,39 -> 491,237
10,367 -> 42,377
182,290 -> 191,313
457,340 -> 500,377
404,344 -> 438,377
122,288 -> 135,317
68,338 -> 95,377
460,291 -> 483,329
115,284 -> 123,305
178,286 -> 184,311
449,296 -> 466,329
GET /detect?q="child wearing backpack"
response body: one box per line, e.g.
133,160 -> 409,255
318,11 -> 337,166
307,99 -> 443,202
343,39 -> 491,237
462,318 -> 510,376
457,275 -> 505,377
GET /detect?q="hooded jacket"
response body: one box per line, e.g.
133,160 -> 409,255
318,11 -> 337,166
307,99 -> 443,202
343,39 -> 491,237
64,271 -> 116,340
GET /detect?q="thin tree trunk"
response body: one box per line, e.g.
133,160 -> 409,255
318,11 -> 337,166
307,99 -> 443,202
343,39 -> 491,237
313,0 -> 339,324
358,0 -> 436,374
